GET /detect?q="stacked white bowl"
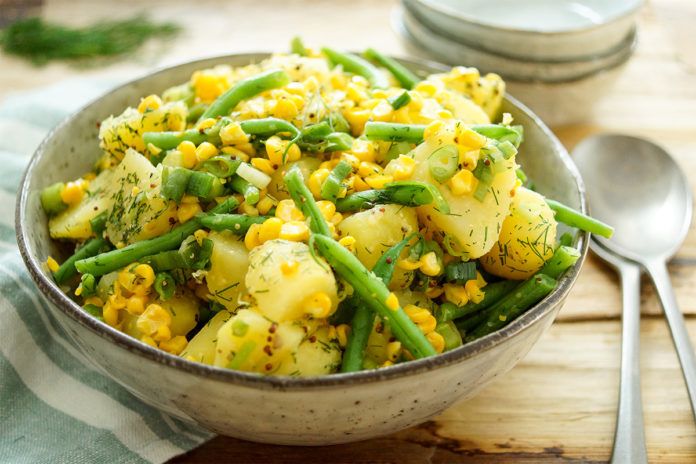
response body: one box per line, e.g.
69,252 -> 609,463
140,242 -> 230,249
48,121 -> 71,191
395,0 -> 643,126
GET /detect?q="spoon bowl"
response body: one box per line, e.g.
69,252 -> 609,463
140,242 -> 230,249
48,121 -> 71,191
573,134 -> 693,261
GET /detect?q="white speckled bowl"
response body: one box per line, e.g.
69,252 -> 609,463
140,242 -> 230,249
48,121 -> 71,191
16,53 -> 588,446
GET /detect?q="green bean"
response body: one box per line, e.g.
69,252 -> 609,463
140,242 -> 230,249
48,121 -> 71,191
540,245 -> 581,278
74,197 -> 238,276
298,132 -> 353,153
154,272 -> 175,300
83,304 -> 103,320
515,168 -> 528,184
545,199 -> 614,238
53,238 -> 111,285
364,122 -> 426,143
300,121 -> 332,142
443,261 -> 477,284
320,160 -> 352,203
89,211 -> 108,236
142,250 -> 186,271
228,175 -> 260,205
240,117 -> 299,138
284,165 -> 332,236
321,47 -> 389,89
185,103 -> 207,123
437,280 -> 518,323
464,274 -> 556,341
143,127 -> 217,151
79,273 -> 96,298
435,320 -> 462,352
388,90 -> 411,110
311,234 -> 437,359
161,166 -> 191,203
341,234 -> 418,372
41,182 -> 67,215
559,232 -> 574,247
471,124 -> 524,148
198,214 -> 269,234
363,48 -> 420,89
335,181 -> 449,214
290,37 -> 307,56
199,69 -> 291,121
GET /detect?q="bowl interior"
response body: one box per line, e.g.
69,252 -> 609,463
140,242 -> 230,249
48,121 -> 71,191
16,53 -> 588,389
418,0 -> 643,33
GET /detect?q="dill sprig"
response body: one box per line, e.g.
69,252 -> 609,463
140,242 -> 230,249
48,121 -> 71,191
0,16 -> 180,65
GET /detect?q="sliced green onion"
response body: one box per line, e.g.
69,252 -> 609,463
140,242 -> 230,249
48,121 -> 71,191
154,272 -> 175,300
186,171 -> 224,200
290,37 -> 307,56
236,163 -> 271,190
442,234 -> 468,258
435,320 -> 463,352
226,340 -> 256,370
471,124 -> 524,148
201,155 -> 242,177
428,145 -> 459,184
545,199 -> 614,238
79,273 -> 96,298
320,160 -> 352,203
142,250 -> 187,271
89,212 -> 108,236
388,91 -> 411,110
559,232 -> 574,247
186,104 -> 207,123
41,182 -> 67,215
386,141 -> 413,162
83,304 -> 103,320
179,236 -> 214,270
444,261 -> 477,283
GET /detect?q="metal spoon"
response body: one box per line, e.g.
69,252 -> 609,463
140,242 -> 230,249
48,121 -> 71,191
573,134 -> 695,460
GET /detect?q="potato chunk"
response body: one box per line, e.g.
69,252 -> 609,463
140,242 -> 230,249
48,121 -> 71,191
181,310 -> 232,365
99,101 -> 187,160
206,231 -> 249,310
337,204 -> 419,290
411,125 -> 516,259
245,240 -> 338,322
214,308 -> 305,373
274,327 -> 342,376
481,187 -> 557,279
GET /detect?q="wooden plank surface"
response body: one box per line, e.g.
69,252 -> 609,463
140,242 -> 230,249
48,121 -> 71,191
3,0 -> 696,462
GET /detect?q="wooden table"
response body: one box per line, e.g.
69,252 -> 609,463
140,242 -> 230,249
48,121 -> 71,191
3,0 -> 696,461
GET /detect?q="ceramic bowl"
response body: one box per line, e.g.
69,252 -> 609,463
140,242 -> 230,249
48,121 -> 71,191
405,0 -> 643,61
16,53 -> 588,446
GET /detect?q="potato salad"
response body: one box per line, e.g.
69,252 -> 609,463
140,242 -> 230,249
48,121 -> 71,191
42,42 -> 611,376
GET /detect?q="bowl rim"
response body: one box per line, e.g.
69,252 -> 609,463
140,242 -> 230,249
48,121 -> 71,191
16,52 -> 589,392
411,0 -> 644,36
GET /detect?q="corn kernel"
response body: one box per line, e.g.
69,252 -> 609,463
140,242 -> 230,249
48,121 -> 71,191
137,94 -> 162,113
384,155 -> 415,181
423,120 -> 444,140
456,127 -> 488,149
424,285 -> 445,299
352,175 -> 370,192
449,169 -> 475,196
338,235 -> 356,253
160,335 -> 188,355
330,212 -> 343,225
46,256 -> 59,273
220,123 -> 249,146
397,258 -> 422,271
245,223 -> 263,250
60,180 -> 86,205
419,251 -> 441,276
303,292 -> 332,318
279,221 -> 309,241
381,360 -> 395,368
256,195 -> 276,215
309,168 -> 330,199
426,331 -> 445,353
275,199 -> 304,222
220,146 -> 250,161
386,341 -> 402,361
84,296 -> 104,307
346,82 -> 367,103
108,290 -> 127,310
280,259 -> 299,275
133,264 -> 155,288
404,304 -> 437,334
444,283 -> 469,306
315,201 -> 336,221
465,279 -> 486,304
140,335 -> 158,348
239,201 -> 259,217
340,153 -> 361,169
350,139 -> 376,163
259,217 -> 283,243
196,118 -> 217,130
181,194 -> 199,204
251,157 -> 276,175
154,325 -> 172,343
177,202 -> 201,223
414,81 -> 437,96
357,161 -> 382,178
137,303 -> 171,335
364,175 -> 394,190
265,136 -> 284,165
176,140 -> 197,169
126,294 -> 147,315
371,100 -> 393,122
385,292 -> 399,311
336,324 -> 351,348
194,229 -> 208,245
273,97 -> 299,119
195,141 -> 218,162
344,108 -> 372,135
103,302 -> 119,327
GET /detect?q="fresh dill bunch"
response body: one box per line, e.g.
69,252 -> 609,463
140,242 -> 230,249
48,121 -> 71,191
0,16 -> 181,65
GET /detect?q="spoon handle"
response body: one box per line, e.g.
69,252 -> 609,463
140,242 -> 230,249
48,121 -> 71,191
645,259 -> 696,421
611,259 -> 648,464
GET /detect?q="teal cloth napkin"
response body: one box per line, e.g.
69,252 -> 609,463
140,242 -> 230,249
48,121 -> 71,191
0,79 -> 214,463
